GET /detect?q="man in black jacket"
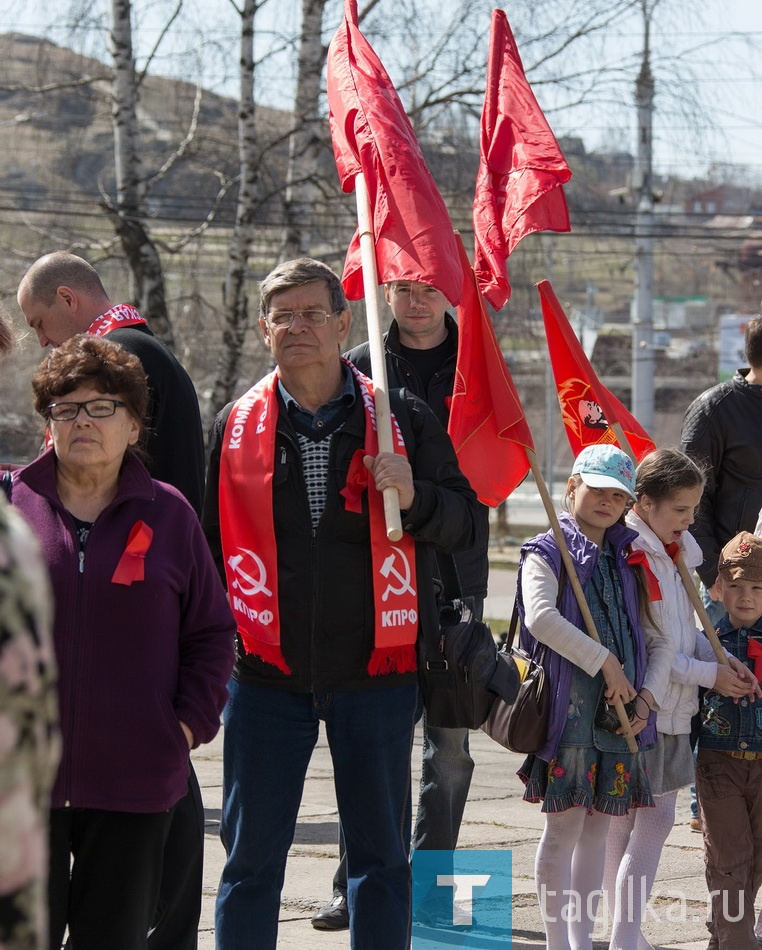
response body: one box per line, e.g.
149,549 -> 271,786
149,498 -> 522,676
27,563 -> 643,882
681,315 -> 762,622
312,278 -> 490,930
203,258 -> 478,949
17,251 -> 206,950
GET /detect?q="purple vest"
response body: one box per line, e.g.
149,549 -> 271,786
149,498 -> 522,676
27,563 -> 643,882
517,512 -> 656,761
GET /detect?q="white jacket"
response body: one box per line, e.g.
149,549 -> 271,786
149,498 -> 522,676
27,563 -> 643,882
627,510 -> 720,735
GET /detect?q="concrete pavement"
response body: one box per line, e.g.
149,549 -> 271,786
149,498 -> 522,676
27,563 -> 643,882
193,724 -> 713,949
192,562 -> 717,949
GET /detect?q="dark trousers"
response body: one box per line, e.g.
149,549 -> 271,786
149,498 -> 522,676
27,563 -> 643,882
147,768 -> 205,950
49,806 -> 174,950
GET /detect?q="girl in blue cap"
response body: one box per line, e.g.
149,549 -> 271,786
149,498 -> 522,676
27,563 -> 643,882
517,444 -> 672,950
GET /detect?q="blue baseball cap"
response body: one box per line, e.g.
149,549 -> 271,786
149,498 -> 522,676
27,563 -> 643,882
572,445 -> 636,500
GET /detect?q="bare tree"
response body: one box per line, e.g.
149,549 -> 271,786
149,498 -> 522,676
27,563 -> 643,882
279,0 -> 329,260
108,0 -> 174,345
210,0 -> 265,412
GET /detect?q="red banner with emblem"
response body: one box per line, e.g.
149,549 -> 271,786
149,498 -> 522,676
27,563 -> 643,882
538,280 -> 656,462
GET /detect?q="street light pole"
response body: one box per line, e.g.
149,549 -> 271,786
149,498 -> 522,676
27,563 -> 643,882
632,4 -> 655,432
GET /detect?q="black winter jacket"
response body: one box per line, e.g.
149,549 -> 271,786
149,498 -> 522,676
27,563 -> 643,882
681,369 -> 762,586
344,315 -> 490,599
203,381 -> 479,693
108,324 -> 206,517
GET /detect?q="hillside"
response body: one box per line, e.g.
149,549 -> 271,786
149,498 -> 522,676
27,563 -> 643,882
0,31 -> 757,467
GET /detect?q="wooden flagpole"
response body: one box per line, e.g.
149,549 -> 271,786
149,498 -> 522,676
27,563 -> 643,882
354,172 -> 403,541
526,447 -> 638,753
610,422 -> 729,666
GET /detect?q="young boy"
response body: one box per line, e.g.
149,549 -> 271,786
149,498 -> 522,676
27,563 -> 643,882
697,531 -> 762,950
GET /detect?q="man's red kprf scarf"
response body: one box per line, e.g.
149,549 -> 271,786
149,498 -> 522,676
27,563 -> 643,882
86,304 -> 147,337
218,362 -> 418,676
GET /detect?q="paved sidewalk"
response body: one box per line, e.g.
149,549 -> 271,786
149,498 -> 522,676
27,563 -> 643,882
194,724 -> 713,950
193,564 -> 716,949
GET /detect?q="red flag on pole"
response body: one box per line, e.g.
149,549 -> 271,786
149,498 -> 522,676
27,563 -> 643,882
537,280 -> 656,462
474,10 -> 572,311
448,235 -> 533,507
326,0 -> 462,305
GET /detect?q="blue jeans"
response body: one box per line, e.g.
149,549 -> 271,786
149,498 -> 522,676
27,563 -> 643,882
331,721 -> 473,894
215,678 -> 420,950
329,597 -> 482,896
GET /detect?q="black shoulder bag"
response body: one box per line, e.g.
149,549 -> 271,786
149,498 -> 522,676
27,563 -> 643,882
386,388 -> 519,729
418,552 -> 520,729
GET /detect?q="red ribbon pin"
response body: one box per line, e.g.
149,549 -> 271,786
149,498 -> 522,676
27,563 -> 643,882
111,521 -> 153,586
340,449 -> 368,514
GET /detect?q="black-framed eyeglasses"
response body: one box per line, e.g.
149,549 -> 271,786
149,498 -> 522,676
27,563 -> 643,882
266,309 -> 340,329
47,398 -> 127,422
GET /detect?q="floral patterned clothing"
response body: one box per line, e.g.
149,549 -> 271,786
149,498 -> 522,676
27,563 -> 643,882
519,542 -> 653,816
0,496 -> 59,949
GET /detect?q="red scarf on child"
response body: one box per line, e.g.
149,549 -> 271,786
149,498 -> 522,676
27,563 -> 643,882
218,363 -> 418,676
86,304 -> 147,337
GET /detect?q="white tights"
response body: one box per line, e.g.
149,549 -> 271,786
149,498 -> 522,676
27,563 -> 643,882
602,790 -> 677,950
536,807 -> 613,950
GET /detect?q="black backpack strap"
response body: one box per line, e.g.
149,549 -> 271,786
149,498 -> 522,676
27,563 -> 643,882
388,387 -> 414,464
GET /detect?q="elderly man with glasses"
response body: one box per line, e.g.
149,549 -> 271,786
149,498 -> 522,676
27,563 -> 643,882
202,257 -> 479,950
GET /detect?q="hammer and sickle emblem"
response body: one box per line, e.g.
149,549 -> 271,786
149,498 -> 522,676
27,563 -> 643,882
380,546 -> 416,601
227,548 -> 272,597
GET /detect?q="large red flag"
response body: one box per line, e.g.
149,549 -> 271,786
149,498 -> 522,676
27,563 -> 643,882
448,235 -> 533,507
538,280 -> 656,462
474,10 -> 572,311
326,0 -> 462,305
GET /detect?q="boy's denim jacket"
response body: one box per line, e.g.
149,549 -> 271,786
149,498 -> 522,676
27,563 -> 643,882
699,614 -> 762,753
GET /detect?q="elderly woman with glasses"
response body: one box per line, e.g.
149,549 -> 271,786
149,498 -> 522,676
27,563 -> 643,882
10,334 -> 235,950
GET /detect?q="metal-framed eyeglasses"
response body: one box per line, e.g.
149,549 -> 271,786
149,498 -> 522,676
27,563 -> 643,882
266,309 -> 341,329
47,398 -> 127,422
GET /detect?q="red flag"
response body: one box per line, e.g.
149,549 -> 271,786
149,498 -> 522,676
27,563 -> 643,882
538,280 -> 656,462
326,0 -> 462,305
473,10 -> 572,310
448,235 -> 533,507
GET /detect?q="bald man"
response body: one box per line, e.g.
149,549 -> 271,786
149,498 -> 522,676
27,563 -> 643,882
18,252 -> 204,515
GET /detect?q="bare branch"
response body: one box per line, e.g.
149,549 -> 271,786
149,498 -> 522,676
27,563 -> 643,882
0,75 -> 108,94
135,0 -> 183,92
146,82 -> 203,192
162,174 -> 240,252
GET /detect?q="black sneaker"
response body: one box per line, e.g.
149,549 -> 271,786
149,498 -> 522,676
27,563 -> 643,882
311,893 -> 349,931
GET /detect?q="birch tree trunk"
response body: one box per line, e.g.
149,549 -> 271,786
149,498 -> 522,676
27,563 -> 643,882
279,0 -> 328,261
110,0 -> 174,346
210,0 -> 259,413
